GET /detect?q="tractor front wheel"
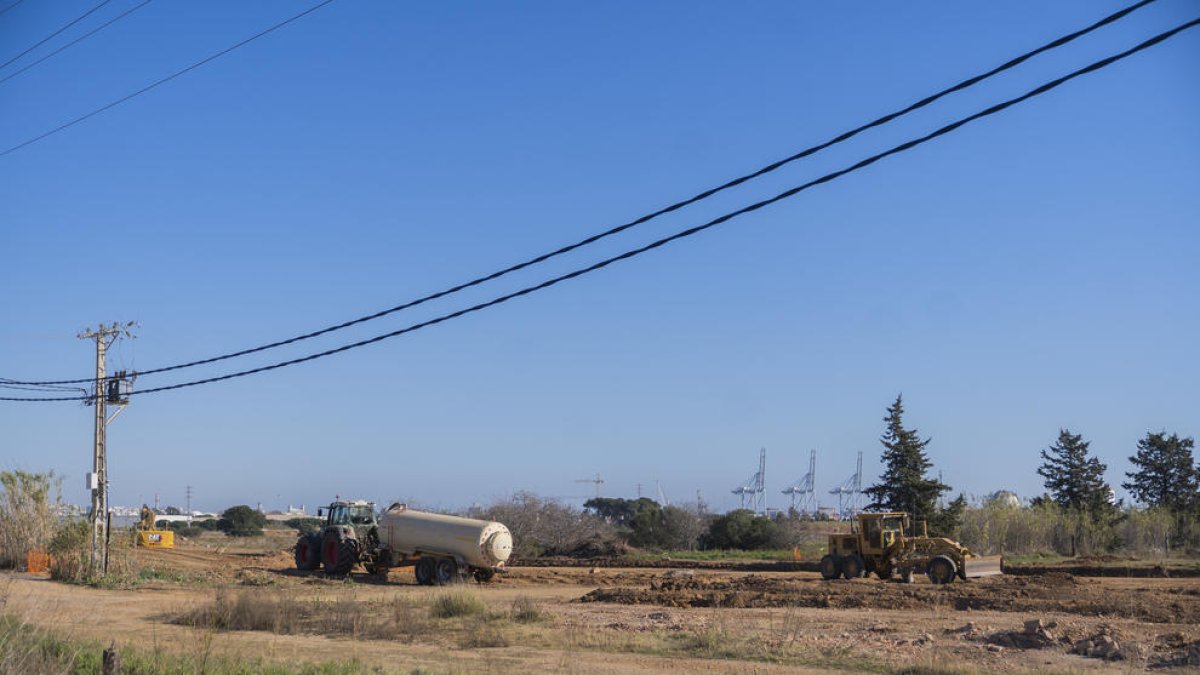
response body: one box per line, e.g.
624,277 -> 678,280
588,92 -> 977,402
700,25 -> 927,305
294,534 -> 320,571
842,554 -> 866,580
472,568 -> 496,583
819,555 -> 841,580
927,555 -> 957,585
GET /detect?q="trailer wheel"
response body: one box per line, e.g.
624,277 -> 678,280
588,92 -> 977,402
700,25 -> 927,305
433,557 -> 458,585
414,557 -> 435,585
819,555 -> 841,580
927,555 -> 957,585
294,534 -> 320,571
842,554 -> 865,580
324,537 -> 357,576
472,568 -> 496,583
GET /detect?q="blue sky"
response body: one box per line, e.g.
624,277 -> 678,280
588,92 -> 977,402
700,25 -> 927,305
2,1 -> 1197,514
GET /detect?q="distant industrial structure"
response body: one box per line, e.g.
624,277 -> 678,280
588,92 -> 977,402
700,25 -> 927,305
781,449 -> 817,514
829,450 -> 864,518
731,447 -> 767,513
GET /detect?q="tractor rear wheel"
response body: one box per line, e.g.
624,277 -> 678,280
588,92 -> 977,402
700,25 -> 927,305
433,557 -> 458,585
324,536 -> 357,576
294,534 -> 320,571
819,555 -> 841,580
842,554 -> 865,580
414,557 -> 435,585
927,555 -> 957,585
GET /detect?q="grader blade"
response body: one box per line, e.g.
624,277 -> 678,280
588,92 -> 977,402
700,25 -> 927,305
962,555 -> 1003,578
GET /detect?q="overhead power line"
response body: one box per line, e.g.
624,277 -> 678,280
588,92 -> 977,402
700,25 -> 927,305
0,0 -> 335,158
0,0 -> 155,87
0,0 -> 26,20
6,15 -> 1196,403
0,0 -> 1159,387
0,0 -> 112,72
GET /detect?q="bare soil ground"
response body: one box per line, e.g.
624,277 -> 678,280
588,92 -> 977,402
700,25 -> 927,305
4,533 -> 1199,673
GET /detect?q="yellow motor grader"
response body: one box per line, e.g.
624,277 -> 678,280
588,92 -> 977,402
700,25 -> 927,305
820,512 -> 1002,584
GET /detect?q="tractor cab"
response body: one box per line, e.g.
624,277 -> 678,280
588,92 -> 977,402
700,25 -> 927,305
858,512 -> 907,554
326,501 -> 376,527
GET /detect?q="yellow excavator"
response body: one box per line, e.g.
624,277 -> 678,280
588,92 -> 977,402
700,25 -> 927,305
135,504 -> 175,549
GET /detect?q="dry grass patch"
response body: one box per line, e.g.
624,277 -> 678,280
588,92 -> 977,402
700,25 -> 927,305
509,595 -> 546,623
430,589 -> 487,619
176,589 -> 429,642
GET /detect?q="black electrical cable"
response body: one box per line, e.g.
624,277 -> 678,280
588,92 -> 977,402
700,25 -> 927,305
0,0 -> 25,19
0,0 -> 1159,387
6,15 -> 1195,402
0,0 -> 155,87
0,0 -> 112,72
0,0 -> 335,158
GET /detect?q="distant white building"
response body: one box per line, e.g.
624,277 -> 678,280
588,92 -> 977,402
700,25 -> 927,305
987,490 -> 1021,509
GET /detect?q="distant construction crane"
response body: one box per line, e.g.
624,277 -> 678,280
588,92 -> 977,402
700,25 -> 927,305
575,473 -> 604,499
782,449 -> 817,514
655,481 -> 669,507
829,450 -> 864,518
731,447 -> 766,514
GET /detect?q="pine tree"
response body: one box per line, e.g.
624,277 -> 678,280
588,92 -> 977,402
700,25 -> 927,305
1036,429 -> 1113,517
930,493 -> 968,537
1123,432 -> 1198,512
864,395 -> 949,528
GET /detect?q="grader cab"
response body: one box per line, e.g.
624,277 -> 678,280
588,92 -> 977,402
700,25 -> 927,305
820,512 -> 1002,584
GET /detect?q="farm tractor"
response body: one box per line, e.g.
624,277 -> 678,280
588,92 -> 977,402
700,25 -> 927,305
820,512 -> 1003,584
294,499 -> 513,584
294,500 -> 384,577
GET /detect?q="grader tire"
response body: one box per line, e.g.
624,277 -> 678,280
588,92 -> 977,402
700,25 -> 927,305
842,554 -> 866,580
324,537 -> 357,576
414,557 -> 435,586
294,534 -> 320,571
819,555 -> 841,580
927,555 -> 957,585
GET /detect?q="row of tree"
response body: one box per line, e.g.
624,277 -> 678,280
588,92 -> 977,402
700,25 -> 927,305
854,394 -> 1197,545
567,395 -> 1197,554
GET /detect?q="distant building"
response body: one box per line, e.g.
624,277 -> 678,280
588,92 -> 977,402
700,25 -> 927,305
987,490 -> 1021,509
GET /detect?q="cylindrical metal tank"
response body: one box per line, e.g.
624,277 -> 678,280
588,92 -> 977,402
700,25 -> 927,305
379,503 -> 512,569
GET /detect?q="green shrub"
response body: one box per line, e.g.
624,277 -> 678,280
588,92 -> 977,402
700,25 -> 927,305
285,517 -> 323,534
47,519 -> 91,582
217,505 -> 267,537
701,509 -> 784,550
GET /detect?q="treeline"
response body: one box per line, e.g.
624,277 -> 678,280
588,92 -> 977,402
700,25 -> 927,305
471,492 -> 836,557
476,395 -> 1199,559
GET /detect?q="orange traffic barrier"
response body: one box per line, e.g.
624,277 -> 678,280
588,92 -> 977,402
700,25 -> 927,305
26,549 -> 51,575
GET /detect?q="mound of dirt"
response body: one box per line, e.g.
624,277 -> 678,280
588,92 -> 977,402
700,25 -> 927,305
581,573 -> 1200,624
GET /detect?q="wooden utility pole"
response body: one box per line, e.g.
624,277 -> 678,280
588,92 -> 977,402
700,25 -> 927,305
79,322 -> 135,576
